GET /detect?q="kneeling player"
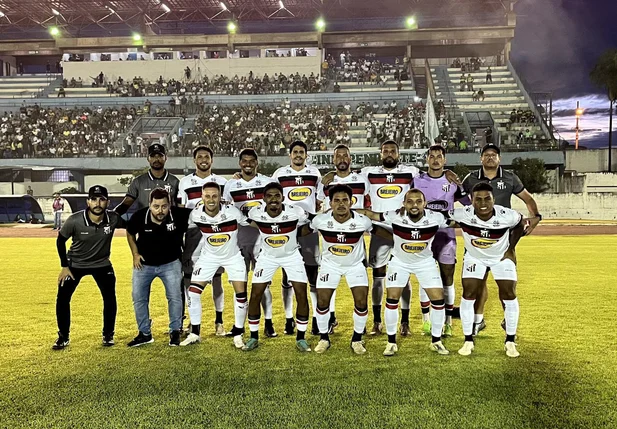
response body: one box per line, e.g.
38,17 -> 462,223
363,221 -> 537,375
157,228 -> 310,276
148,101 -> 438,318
180,182 -> 248,349
357,189 -> 450,356
243,182 -> 312,352
310,184 -> 374,355
449,183 -> 526,358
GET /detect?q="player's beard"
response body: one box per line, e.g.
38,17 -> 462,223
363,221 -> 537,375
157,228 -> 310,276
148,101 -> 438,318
292,158 -> 305,167
336,162 -> 349,172
196,163 -> 211,173
382,157 -> 398,169
150,160 -> 164,171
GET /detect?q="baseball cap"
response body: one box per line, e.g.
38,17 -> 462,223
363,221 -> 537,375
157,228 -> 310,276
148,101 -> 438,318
148,143 -> 166,156
88,185 -> 109,200
481,143 -> 500,155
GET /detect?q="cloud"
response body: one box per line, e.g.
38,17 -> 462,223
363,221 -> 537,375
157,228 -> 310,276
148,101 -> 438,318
552,95 -> 614,148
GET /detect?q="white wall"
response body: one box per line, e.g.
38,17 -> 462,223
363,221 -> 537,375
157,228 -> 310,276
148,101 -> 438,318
566,149 -> 617,173
62,56 -> 322,82
511,193 -> 617,220
0,182 -> 79,196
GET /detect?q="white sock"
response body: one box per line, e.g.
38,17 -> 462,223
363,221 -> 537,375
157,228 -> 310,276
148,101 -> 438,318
430,301 -> 446,339
461,298 -> 476,336
248,316 -> 260,334
503,298 -> 520,336
353,306 -> 369,335
384,299 -> 399,337
187,284 -> 204,327
444,284 -> 455,324
212,276 -> 224,313
261,286 -> 273,319
420,286 -> 431,322
329,289 -> 337,316
372,277 -> 385,307
282,285 -> 294,319
310,286 -> 318,317
400,283 -> 411,310
234,294 -> 248,330
316,306 -> 330,334
474,313 -> 484,324
296,317 -> 308,333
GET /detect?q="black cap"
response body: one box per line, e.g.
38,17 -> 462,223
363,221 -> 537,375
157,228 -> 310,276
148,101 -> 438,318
148,143 -> 166,156
481,143 -> 500,155
88,185 -> 109,200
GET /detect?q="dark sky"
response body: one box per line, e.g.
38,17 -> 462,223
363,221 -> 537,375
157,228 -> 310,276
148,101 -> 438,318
511,0 -> 617,147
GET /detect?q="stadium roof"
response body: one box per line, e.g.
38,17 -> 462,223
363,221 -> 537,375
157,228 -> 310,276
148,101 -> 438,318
0,0 -> 511,39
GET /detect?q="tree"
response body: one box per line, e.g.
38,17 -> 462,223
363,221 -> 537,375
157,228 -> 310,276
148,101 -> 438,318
451,162 -> 470,181
590,49 -> 617,172
259,160 -> 281,176
58,186 -> 80,194
511,157 -> 549,194
117,167 -> 149,187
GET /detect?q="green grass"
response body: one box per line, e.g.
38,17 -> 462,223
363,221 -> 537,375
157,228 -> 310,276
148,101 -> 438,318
1,235 -> 616,428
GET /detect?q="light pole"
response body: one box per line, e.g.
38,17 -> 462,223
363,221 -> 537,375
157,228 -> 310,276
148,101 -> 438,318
609,99 -> 614,172
575,101 -> 583,150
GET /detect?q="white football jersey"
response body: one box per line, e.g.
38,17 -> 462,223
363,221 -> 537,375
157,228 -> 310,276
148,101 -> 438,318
189,204 -> 248,260
361,164 -> 420,213
178,173 -> 228,209
317,172 -> 370,211
248,204 -> 309,259
383,210 -> 449,265
272,165 -> 321,214
223,174 -> 274,211
311,212 -> 372,267
449,205 -> 522,263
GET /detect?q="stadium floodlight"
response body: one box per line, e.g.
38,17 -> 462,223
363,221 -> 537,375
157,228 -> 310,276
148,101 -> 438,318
316,18 -> 325,32
132,33 -> 142,42
406,16 -> 417,29
161,3 -> 171,13
52,8 -> 60,16
227,21 -> 237,34
49,26 -> 60,36
106,6 -> 115,14
279,0 -> 284,9
220,2 -> 227,10
0,12 -> 5,18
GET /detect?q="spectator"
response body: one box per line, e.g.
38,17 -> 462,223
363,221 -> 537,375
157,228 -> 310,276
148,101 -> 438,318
52,192 -> 64,230
486,67 -> 493,84
459,139 -> 468,152
459,74 -> 466,91
477,88 -> 485,101
467,74 -> 474,92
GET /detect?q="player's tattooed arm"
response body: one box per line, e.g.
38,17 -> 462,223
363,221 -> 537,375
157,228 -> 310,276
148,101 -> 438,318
320,171 -> 336,186
352,208 -> 384,222
444,170 -> 462,186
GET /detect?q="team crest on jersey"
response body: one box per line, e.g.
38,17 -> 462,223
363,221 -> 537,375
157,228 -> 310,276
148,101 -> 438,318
166,223 -> 176,232
191,178 -> 198,185
496,181 -> 506,190
208,234 -> 230,246
295,176 -> 304,185
377,185 -> 403,199
329,245 -> 353,256
164,184 -> 171,194
442,183 -> 451,192
289,187 -> 312,201
246,190 -> 255,199
103,226 -> 111,235
256,180 -> 262,186
327,221 -> 334,228
266,236 -> 289,248
386,174 -> 395,183
350,223 -> 357,230
471,238 -> 497,249
221,214 -> 227,220
402,243 -> 428,253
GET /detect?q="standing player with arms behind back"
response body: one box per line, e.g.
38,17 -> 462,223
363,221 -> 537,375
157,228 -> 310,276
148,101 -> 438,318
223,148 -> 277,337
271,140 -> 321,336
413,145 -> 467,337
177,146 -> 228,336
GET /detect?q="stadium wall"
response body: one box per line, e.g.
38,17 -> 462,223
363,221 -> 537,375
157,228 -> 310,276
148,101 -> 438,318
511,193 -> 617,221
566,149 -> 617,173
62,56 -> 322,82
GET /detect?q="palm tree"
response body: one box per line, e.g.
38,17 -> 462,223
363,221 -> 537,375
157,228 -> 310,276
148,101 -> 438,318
590,49 -> 617,172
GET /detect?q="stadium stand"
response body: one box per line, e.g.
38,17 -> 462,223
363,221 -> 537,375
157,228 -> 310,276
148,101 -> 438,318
0,75 -> 56,99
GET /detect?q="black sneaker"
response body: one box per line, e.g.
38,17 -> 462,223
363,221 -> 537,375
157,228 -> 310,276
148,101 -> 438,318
501,318 -> 507,331
102,333 -> 115,347
284,318 -> 296,335
472,320 -> 486,337
169,330 -> 181,346
52,333 -> 70,350
311,317 -> 319,335
127,332 -> 154,347
328,318 -> 339,334
264,322 -> 278,338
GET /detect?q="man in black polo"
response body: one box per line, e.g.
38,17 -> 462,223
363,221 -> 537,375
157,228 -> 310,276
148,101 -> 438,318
115,143 -> 180,215
126,187 -> 192,347
461,143 -> 542,333
53,185 -> 124,350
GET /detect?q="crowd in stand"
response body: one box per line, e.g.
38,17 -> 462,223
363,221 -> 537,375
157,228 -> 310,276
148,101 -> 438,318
331,52 -> 411,86
64,71 -> 328,97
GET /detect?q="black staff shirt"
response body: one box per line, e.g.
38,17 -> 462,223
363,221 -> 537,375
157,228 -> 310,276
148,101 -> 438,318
127,206 -> 192,266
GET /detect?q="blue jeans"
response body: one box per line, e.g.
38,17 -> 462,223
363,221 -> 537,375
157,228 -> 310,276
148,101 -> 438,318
132,259 -> 182,335
54,211 -> 62,229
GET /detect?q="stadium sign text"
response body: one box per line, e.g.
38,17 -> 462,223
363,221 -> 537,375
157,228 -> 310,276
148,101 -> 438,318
308,149 -> 427,168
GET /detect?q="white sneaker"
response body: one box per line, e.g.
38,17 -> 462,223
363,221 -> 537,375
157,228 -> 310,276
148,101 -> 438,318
383,343 -> 398,357
215,323 -> 226,336
504,341 -> 520,358
314,339 -> 331,354
429,340 -> 450,355
180,333 -> 200,346
232,335 -> 245,349
351,340 -> 367,355
458,341 -> 475,356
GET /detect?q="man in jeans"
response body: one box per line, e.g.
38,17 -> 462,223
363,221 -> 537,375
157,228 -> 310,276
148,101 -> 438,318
126,187 -> 192,347
52,193 -> 64,230
53,185 -> 124,350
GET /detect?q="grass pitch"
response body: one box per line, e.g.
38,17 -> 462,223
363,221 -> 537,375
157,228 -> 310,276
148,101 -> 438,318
1,235 -> 616,428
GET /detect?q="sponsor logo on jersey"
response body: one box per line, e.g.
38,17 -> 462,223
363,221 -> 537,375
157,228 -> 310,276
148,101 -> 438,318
471,238 -> 498,249
242,201 -> 261,209
351,196 -> 358,206
401,242 -> 428,253
207,234 -> 230,246
289,187 -> 312,201
426,200 -> 449,211
377,185 -> 403,199
266,235 -> 289,248
329,245 -> 353,256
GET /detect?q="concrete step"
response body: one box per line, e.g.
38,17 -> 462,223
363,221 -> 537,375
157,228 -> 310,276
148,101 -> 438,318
437,90 -> 522,96
339,86 -> 413,92
456,96 -> 526,102
458,102 -> 530,109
